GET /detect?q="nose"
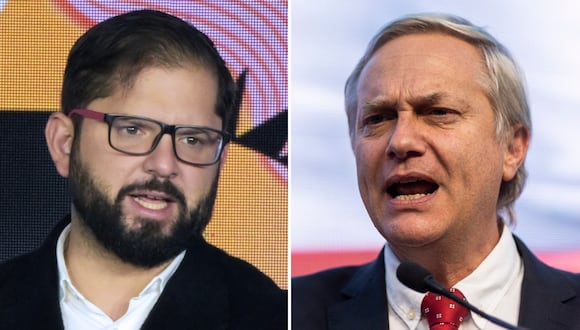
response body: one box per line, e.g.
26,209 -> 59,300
386,114 -> 426,160
142,134 -> 179,179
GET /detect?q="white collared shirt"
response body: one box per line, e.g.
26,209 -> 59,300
385,224 -> 524,329
56,224 -> 186,330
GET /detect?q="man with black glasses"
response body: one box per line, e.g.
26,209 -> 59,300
0,10 -> 285,330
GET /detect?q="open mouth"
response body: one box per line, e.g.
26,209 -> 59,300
387,179 -> 439,200
130,193 -> 176,211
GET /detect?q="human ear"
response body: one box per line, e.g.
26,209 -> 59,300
45,112 -> 75,178
502,124 -> 530,181
219,143 -> 229,166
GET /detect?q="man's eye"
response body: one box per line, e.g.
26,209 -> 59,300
181,135 -> 212,146
429,108 -> 452,116
114,118 -> 156,136
423,107 -> 461,125
364,114 -> 387,125
185,136 -> 201,145
123,126 -> 140,134
116,125 -> 145,136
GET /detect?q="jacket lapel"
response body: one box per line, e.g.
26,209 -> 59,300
515,236 -> 579,330
141,237 -> 230,330
320,236 -> 580,330
327,250 -> 388,330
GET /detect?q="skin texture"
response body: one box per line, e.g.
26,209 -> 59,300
352,33 -> 529,286
45,65 -> 227,319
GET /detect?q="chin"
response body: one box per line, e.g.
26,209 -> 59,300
123,215 -> 177,235
376,214 -> 444,247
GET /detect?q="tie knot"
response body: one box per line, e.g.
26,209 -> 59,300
421,288 -> 469,329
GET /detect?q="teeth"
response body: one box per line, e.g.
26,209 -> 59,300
134,197 -> 168,210
398,179 -> 420,184
395,193 -> 427,200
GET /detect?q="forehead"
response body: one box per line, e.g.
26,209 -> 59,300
115,62 -> 215,93
357,33 -> 486,103
90,65 -> 220,127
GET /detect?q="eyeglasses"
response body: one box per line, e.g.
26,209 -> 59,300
69,108 -> 230,166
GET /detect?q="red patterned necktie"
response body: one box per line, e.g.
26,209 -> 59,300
421,288 -> 469,329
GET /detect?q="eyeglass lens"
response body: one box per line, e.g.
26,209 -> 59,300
110,116 -> 224,165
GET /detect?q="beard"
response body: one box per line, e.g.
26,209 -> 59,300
68,149 -> 219,269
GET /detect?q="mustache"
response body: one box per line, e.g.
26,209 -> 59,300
115,178 -> 187,207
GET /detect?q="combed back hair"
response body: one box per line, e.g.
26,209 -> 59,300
344,13 -> 532,223
61,9 -> 235,130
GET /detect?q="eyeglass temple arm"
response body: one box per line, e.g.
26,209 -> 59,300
68,109 -> 106,121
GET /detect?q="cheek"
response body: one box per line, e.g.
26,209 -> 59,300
355,139 -> 384,174
354,141 -> 384,202
86,155 -> 139,191
355,143 -> 371,181
446,135 -> 504,200
78,132 -> 144,181
182,167 -> 220,204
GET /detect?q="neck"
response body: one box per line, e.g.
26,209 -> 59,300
64,217 -> 172,320
391,220 -> 503,288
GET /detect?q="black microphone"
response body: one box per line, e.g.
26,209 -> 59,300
396,261 -> 530,330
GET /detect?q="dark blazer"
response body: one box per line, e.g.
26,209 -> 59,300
292,236 -> 580,330
0,217 -> 287,330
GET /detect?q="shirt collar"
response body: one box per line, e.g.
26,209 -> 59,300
139,249 -> 185,297
384,241 -> 424,329
384,223 -> 522,329
56,224 -> 186,303
454,224 -> 522,328
56,224 -> 74,303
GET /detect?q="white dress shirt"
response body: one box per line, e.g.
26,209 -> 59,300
385,224 -> 524,329
56,224 -> 186,330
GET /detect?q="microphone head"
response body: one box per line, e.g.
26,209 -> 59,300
396,261 -> 433,293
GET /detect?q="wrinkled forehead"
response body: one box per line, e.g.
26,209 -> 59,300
357,34 -> 487,101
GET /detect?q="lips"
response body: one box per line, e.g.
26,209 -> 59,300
386,176 -> 439,200
129,191 -> 177,211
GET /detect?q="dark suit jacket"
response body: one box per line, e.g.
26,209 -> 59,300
0,217 -> 287,330
292,236 -> 580,330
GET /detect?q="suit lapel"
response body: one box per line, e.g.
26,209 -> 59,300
515,236 -> 579,330
141,237 -> 230,330
327,250 -> 388,330
319,235 -> 580,330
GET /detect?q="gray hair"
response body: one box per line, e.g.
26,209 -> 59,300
344,14 -> 531,223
